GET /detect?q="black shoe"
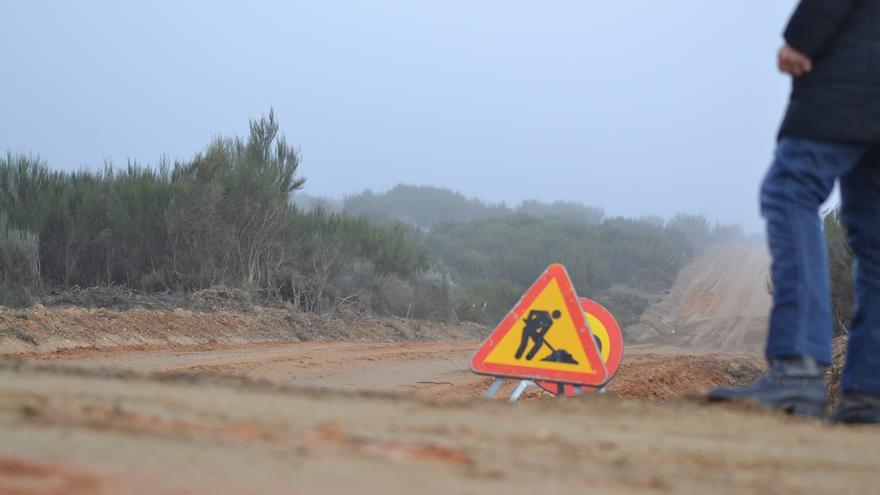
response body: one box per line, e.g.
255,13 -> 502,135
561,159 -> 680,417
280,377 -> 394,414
707,357 -> 827,418
829,393 -> 880,425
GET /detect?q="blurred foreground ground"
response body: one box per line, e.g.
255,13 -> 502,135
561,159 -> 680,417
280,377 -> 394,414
1,350 -> 878,495
1,245 -> 877,494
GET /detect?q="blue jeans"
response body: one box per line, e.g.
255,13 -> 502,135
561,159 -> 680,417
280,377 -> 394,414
762,138 -> 880,396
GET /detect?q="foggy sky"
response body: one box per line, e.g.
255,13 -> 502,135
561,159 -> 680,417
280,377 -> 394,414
1,1 -> 803,231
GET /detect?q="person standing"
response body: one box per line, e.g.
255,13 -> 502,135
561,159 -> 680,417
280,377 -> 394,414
709,0 -> 880,424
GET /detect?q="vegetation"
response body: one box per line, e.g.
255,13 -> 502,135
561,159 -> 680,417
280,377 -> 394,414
666,213 -> 747,250
2,112 -> 745,330
0,113 -> 431,314
424,215 -> 693,324
0,213 -> 39,307
825,208 -> 854,337
340,187 -> 746,324
764,208 -> 854,338
343,185 -> 605,228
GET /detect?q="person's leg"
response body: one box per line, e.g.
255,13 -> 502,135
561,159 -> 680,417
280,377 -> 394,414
761,138 -> 870,364
710,138 -> 870,417
839,147 -> 880,396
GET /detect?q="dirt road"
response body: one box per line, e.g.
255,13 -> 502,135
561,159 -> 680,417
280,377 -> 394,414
25,341 -> 482,397
630,244 -> 773,352
15,340 -> 761,401
2,244 -> 878,494
1,339 -> 857,495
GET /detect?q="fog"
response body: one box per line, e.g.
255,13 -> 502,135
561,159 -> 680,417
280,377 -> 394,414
1,1 -> 801,232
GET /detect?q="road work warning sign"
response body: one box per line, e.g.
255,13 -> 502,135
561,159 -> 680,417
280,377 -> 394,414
537,298 -> 623,396
471,264 -> 608,386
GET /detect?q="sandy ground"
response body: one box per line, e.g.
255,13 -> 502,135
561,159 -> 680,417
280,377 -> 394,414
1,357 -> 879,495
2,245 -> 878,494
12,341 -> 762,401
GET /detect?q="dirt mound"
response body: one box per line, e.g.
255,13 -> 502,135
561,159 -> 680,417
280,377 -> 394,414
629,245 -> 772,353
609,349 -> 763,400
39,284 -> 261,312
0,304 -> 486,355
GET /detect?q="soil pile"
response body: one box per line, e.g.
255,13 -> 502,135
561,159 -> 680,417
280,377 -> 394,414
0,304 -> 486,354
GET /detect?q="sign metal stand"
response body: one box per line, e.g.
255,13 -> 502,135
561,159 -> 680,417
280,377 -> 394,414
483,378 -> 535,403
483,377 -> 506,399
509,379 -> 533,402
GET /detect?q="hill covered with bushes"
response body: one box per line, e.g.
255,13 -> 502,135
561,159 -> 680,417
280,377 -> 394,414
0,112 -> 427,315
342,185 -> 605,228
2,111 -> 743,330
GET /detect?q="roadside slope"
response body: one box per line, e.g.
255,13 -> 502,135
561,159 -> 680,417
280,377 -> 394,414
0,304 -> 485,354
629,244 -> 772,353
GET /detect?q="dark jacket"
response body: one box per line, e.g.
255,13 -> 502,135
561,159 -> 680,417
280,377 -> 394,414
779,0 -> 880,142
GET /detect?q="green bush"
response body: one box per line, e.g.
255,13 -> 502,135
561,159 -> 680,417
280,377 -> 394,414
763,208 -> 853,338
343,184 -> 604,227
667,213 -> 746,250
0,214 -> 40,307
428,215 -> 693,323
825,208 -> 854,337
0,112 -> 430,314
454,280 -> 523,325
1,112 -> 696,323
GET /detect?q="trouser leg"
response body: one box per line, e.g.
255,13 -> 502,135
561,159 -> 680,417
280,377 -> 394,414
760,139 -> 869,365
839,147 -> 880,395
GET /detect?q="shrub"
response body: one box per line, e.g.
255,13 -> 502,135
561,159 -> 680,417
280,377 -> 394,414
825,208 -> 854,337
0,214 -> 40,307
426,215 -> 693,323
343,184 -> 605,228
0,112 -> 430,314
1,113 -> 696,324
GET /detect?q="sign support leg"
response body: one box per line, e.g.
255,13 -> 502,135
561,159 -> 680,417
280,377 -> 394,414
484,378 -> 505,399
509,380 -> 533,403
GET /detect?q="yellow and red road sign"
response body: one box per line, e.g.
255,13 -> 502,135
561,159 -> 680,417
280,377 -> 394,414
537,297 -> 623,396
470,264 -> 608,386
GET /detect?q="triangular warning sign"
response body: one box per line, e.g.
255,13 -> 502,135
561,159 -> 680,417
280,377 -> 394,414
471,264 -> 608,386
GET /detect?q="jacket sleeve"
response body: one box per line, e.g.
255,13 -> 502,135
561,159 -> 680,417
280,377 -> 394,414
783,0 -> 860,58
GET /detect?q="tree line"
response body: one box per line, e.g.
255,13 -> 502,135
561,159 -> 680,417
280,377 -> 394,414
341,185 -> 606,228
0,112 -> 427,312
2,111 -> 750,329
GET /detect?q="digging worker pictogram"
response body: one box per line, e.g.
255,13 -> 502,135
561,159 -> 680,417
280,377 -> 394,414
470,264 -> 605,388
515,309 -> 561,361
